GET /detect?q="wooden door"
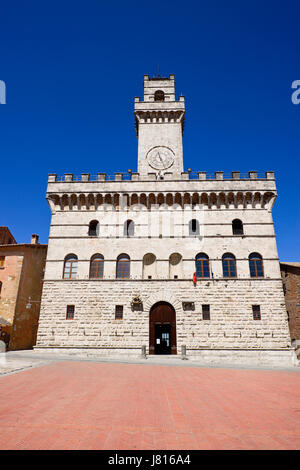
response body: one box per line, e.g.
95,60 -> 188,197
149,302 -> 177,355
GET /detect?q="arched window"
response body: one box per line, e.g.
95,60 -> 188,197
232,219 -> 243,235
249,253 -> 264,278
154,90 -> 165,102
222,253 -> 237,278
189,219 -> 199,236
63,254 -> 78,279
89,254 -> 104,278
88,220 -> 99,236
195,253 -> 210,278
124,220 -> 134,237
116,254 -> 130,279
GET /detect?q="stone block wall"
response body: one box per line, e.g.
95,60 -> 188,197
36,279 -> 292,363
281,263 -> 300,341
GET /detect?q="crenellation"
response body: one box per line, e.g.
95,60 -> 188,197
48,171 -> 276,184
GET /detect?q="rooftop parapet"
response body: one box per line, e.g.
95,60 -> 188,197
48,171 -> 275,183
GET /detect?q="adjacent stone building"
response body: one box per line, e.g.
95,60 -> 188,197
280,262 -> 300,345
35,74 -> 296,366
0,232 -> 47,350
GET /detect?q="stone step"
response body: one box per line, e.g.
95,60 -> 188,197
146,355 -> 186,360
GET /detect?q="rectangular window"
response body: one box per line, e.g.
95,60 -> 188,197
252,305 -> 261,320
115,305 -> 123,320
202,304 -> 210,320
0,256 -> 5,268
66,305 -> 75,320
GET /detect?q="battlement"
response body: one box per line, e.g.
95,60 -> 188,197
48,171 -> 275,183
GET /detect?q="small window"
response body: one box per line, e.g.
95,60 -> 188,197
66,305 -> 75,320
0,256 -> 5,268
189,219 -> 199,236
252,305 -> 261,320
124,220 -> 134,237
232,219 -> 244,235
154,90 -> 165,102
202,305 -> 210,320
88,220 -> 99,236
232,219 -> 243,235
0,281 -> 2,297
115,305 -> 123,320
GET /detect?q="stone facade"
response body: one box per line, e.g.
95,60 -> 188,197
35,74 -> 296,366
280,263 -> 300,341
0,234 -> 47,350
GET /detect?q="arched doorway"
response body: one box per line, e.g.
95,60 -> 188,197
149,302 -> 177,355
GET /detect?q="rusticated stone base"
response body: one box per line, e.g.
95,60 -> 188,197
36,279 -> 296,366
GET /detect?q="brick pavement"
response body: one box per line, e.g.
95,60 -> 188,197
0,361 -> 300,450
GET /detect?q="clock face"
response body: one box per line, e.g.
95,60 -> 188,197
147,146 -> 175,170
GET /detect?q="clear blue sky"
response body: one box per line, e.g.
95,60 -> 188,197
0,0 -> 299,260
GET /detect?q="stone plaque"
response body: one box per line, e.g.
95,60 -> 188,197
182,302 -> 195,311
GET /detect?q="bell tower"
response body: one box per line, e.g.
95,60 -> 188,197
134,74 -> 185,176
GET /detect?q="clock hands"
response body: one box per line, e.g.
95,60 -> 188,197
157,151 -> 164,166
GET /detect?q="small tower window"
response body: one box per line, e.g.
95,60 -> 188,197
154,90 -> 165,102
124,220 -> 134,237
232,219 -> 244,235
189,219 -> 199,236
88,220 -> 99,236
